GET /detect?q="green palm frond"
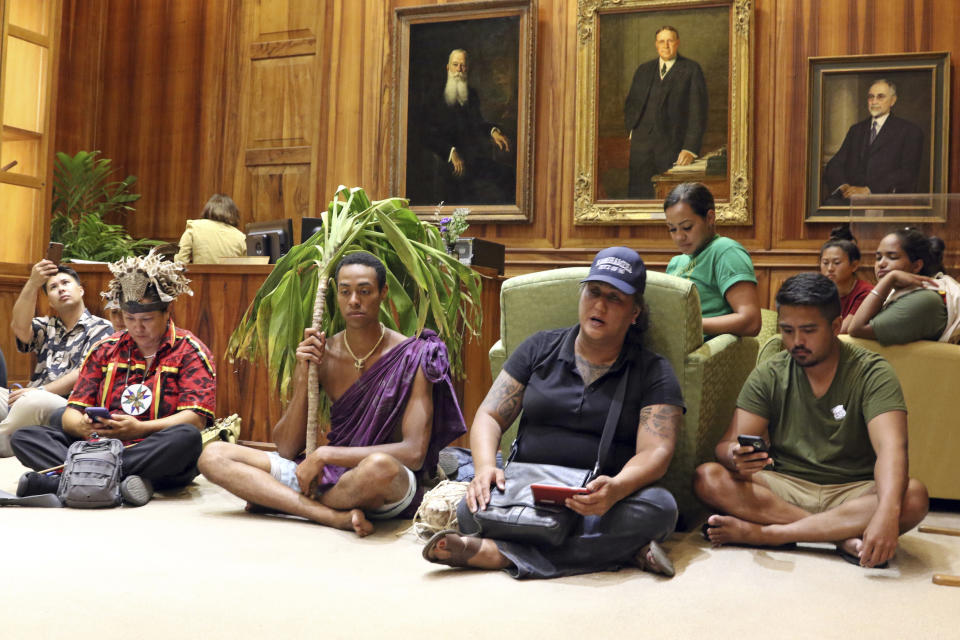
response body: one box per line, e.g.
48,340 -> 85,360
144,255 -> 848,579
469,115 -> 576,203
226,186 -> 483,402
50,150 -> 159,261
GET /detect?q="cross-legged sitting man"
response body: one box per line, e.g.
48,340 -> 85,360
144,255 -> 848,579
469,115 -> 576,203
198,251 -> 467,536
694,273 -> 929,568
1,261 -> 114,455
12,252 -> 215,506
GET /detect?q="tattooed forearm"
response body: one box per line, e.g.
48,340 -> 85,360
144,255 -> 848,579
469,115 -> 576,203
480,372 -> 525,425
640,405 -> 682,441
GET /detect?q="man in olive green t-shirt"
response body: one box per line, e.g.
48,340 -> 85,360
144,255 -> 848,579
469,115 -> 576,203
694,273 -> 929,569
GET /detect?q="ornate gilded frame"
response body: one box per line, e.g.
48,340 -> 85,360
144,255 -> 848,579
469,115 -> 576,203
391,0 -> 537,223
573,0 -> 753,224
805,52 -> 951,222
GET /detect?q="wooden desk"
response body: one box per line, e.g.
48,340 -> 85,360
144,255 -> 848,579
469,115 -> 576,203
451,267 -> 504,446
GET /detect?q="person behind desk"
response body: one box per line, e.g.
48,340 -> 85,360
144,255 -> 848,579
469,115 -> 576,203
663,182 -> 760,338
174,194 -> 246,264
847,228 -> 948,345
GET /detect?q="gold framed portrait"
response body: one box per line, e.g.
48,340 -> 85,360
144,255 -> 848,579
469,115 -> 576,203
573,0 -> 753,225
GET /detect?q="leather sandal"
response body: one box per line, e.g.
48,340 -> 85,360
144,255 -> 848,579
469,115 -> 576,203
422,529 -> 483,568
837,546 -> 889,569
635,540 -> 675,577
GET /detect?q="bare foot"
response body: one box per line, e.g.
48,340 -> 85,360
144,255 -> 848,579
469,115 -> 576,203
347,509 -> 374,537
838,537 -> 862,559
245,502 -> 281,515
704,514 -> 766,546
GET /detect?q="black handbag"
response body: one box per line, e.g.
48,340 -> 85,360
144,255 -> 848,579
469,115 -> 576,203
465,366 -> 630,546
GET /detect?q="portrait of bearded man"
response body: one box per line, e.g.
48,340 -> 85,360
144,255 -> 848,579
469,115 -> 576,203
409,48 -> 517,205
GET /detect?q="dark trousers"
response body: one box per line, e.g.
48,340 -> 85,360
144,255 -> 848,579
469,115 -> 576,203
10,424 -> 202,490
458,485 -> 678,579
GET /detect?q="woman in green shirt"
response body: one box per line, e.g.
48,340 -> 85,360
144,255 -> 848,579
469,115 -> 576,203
847,228 -> 947,345
663,182 -> 761,337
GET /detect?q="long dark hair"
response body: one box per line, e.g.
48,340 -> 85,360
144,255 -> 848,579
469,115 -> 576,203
663,182 -> 714,218
890,227 -> 945,276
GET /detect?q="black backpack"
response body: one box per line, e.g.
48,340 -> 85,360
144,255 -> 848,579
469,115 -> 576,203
57,437 -> 124,508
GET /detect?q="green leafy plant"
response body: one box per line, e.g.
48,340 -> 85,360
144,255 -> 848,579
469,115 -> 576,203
50,150 -> 160,261
226,186 -> 483,451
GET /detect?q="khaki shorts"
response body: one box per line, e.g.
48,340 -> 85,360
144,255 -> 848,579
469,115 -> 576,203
756,470 -> 875,514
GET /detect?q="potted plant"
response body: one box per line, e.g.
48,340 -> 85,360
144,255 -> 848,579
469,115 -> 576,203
226,185 -> 483,451
50,150 -> 160,261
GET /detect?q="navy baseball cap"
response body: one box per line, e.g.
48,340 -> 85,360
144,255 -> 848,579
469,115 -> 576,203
582,247 -> 646,295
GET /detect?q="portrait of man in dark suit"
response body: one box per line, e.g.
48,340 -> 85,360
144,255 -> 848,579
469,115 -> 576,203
623,26 -> 708,199
421,49 -> 516,205
822,79 -> 923,204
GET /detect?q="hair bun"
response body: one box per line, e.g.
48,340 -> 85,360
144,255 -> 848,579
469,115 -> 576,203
829,225 -> 856,243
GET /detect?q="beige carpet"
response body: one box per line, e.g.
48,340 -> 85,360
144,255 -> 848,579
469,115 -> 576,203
0,455 -> 957,640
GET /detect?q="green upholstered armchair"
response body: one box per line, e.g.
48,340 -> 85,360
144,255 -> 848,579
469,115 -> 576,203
488,267 -> 760,529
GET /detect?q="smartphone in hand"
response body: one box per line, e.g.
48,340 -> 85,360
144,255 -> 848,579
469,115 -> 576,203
531,484 -> 591,506
737,434 -> 773,468
84,407 -> 112,422
737,434 -> 768,452
45,242 -> 64,266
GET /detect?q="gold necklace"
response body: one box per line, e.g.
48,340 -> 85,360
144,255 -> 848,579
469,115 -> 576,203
343,323 -> 385,372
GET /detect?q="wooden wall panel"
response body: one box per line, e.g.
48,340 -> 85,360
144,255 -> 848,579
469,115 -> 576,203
229,0 -> 324,234
55,0 -> 240,243
248,165 -> 311,221
0,269 -> 33,385
52,0 -> 960,268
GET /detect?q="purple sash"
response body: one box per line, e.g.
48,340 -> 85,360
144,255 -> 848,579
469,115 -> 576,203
319,329 -> 466,488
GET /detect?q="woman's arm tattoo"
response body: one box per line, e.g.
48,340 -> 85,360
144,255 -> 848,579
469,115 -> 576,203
480,373 -> 525,425
640,405 -> 682,440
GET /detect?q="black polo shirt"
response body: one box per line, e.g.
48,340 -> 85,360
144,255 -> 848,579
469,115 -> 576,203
503,324 -> 685,474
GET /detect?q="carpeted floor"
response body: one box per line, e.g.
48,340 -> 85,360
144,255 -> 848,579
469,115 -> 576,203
0,455 -> 957,640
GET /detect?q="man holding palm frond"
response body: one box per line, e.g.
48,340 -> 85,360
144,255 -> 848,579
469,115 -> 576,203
200,252 -> 466,535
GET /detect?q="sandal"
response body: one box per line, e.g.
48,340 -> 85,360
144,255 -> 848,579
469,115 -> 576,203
634,540 -> 675,577
422,529 -> 483,568
837,546 -> 889,569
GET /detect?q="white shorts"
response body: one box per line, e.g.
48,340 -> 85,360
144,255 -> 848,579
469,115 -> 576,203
266,452 -> 417,520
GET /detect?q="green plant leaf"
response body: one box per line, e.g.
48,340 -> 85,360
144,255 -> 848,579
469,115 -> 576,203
227,186 -> 483,400
51,150 -> 155,261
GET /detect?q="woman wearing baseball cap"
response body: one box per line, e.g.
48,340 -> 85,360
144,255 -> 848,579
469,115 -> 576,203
423,247 -> 684,579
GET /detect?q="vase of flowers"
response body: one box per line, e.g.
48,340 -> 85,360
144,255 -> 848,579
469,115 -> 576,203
435,205 -> 470,254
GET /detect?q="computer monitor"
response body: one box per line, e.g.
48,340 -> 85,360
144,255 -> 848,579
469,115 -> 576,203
300,217 -> 324,243
245,219 -> 293,264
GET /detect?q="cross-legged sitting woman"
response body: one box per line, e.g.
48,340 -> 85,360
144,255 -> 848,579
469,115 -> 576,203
421,247 -> 684,579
